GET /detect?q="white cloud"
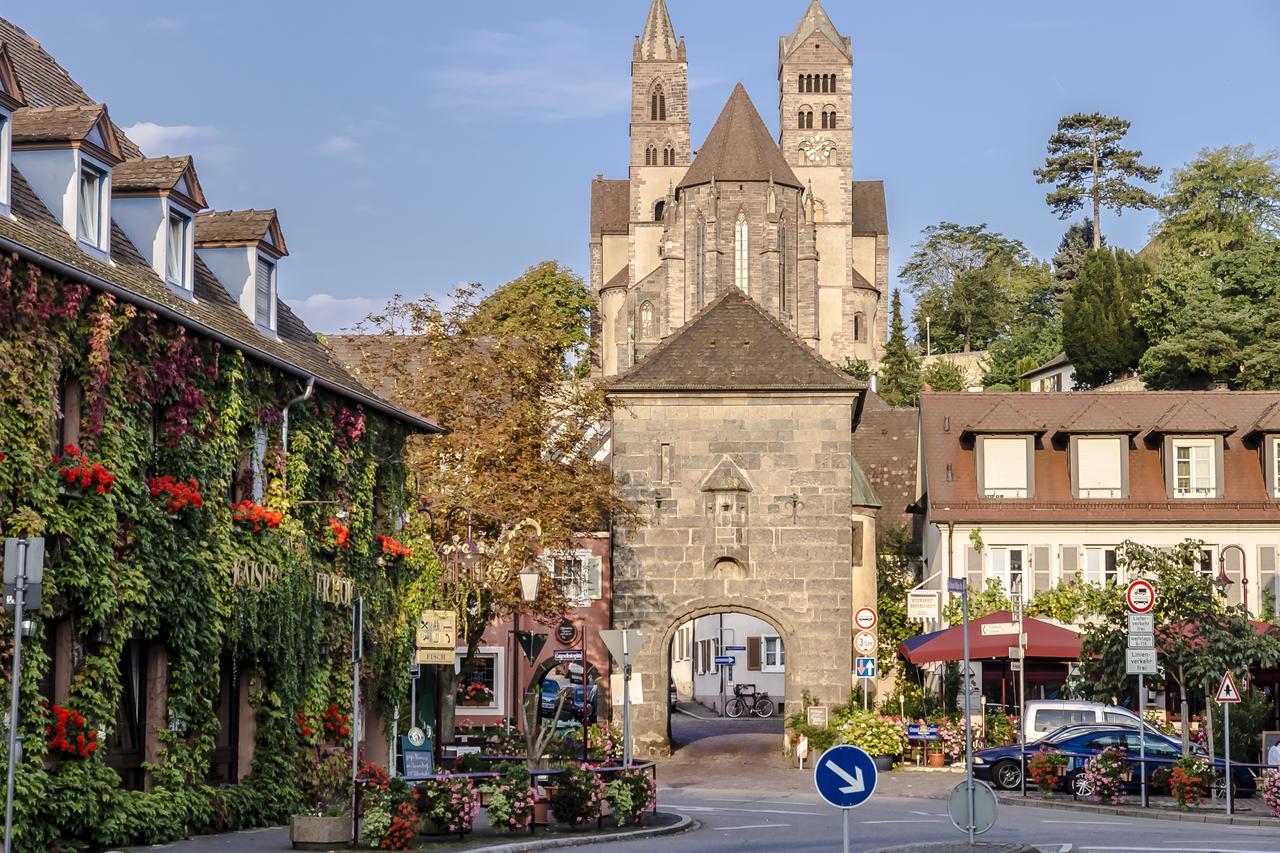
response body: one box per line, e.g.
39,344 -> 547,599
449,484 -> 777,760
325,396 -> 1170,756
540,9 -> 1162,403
287,293 -> 388,334
426,21 -> 628,121
122,122 -> 217,157
317,134 -> 361,156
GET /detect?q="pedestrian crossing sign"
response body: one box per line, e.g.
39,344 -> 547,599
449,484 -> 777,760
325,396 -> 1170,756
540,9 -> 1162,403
1215,670 -> 1241,704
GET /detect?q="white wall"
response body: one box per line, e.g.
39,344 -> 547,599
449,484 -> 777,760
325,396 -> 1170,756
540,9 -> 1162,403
197,245 -> 256,320
13,147 -> 77,235
689,613 -> 785,713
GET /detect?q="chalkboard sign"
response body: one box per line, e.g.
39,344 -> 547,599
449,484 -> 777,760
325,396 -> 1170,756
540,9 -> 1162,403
806,706 -> 828,727
400,736 -> 434,780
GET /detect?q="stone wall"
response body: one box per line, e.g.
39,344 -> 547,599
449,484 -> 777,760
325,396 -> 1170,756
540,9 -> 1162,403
610,390 -> 869,754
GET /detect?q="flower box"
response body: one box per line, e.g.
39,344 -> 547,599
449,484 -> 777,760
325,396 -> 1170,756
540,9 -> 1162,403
289,815 -> 351,850
927,750 -> 947,768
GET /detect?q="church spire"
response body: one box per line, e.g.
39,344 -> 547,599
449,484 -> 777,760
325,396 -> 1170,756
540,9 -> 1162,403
638,0 -> 680,61
780,0 -> 851,61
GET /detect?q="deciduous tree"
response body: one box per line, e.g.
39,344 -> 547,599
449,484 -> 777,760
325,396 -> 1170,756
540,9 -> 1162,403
1155,145 -> 1280,256
1034,113 -> 1161,248
920,359 -> 966,391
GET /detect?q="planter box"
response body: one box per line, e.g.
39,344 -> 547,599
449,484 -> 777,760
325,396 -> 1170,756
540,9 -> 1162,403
533,800 -> 550,826
289,815 -> 351,850
927,751 -> 947,768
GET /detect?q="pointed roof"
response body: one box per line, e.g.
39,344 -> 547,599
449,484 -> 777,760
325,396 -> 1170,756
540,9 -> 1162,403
1247,401 -> 1280,438
0,42 -> 25,110
111,155 -> 208,210
195,209 -> 289,257
1150,398 -> 1236,435
961,398 -> 1048,436
11,104 -> 123,163
701,456 -> 753,492
1059,397 -> 1140,434
780,1 -> 851,62
609,287 -> 862,392
637,0 -> 680,61
677,84 -> 801,191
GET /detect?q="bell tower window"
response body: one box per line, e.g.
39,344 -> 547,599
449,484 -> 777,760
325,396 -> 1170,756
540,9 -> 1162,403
695,220 -> 706,308
734,213 -> 749,295
853,312 -> 865,343
778,224 -> 787,312
650,83 -> 666,121
654,200 -> 665,221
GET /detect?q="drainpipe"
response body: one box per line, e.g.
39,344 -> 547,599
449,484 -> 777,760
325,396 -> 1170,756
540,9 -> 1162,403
946,521 -> 955,708
282,377 -> 316,456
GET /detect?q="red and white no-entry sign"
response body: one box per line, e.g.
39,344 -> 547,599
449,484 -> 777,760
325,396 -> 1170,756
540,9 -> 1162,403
1125,579 -> 1155,613
854,607 -> 878,631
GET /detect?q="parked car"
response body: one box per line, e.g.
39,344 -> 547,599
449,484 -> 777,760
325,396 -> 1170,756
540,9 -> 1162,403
1023,700 -> 1159,743
539,678 -> 599,723
974,725 -> 1254,797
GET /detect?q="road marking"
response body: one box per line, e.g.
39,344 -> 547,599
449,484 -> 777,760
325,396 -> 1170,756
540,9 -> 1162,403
864,819 -> 942,824
910,810 -> 948,816
1041,820 -> 1127,825
663,804 -> 822,816
718,823 -> 790,831
702,797 -> 819,806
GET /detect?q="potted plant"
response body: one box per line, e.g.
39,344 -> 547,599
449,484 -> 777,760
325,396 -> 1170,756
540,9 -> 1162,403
230,498 -> 283,531
1028,749 -> 1068,793
289,804 -> 351,850
1170,754 -> 1211,810
417,775 -> 480,838
54,444 -> 114,497
481,766 -> 537,832
548,764 -> 605,828
1261,769 -> 1280,818
1082,745 -> 1128,805
603,768 -> 656,827
835,711 -> 906,770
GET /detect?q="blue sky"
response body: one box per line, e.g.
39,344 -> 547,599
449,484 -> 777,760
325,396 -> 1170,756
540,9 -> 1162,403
8,1 -> 1279,334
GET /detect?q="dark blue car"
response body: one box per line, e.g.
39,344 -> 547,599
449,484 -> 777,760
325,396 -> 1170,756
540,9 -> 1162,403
539,678 -> 598,723
974,725 -> 1255,798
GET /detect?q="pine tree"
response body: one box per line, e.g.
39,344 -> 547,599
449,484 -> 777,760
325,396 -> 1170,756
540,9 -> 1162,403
1034,113 -> 1161,248
877,289 -> 921,406
1052,220 -> 1104,295
1062,249 -> 1150,387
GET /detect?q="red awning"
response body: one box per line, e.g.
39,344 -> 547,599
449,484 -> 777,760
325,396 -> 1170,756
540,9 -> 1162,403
898,610 -> 1083,665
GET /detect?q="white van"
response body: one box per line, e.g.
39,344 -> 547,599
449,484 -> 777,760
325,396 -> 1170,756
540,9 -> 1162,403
1023,700 -> 1159,743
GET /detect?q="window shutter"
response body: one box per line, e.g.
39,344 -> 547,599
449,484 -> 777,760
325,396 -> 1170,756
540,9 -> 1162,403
965,546 -> 983,591
1077,437 -> 1123,496
255,256 -> 274,327
747,637 -> 762,671
1223,546 -> 1245,608
983,438 -> 1028,491
584,554 -> 603,600
1259,546 -> 1277,611
1061,546 -> 1079,582
1033,546 -> 1052,593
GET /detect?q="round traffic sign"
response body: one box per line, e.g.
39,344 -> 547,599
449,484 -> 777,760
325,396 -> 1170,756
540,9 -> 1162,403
1126,579 -> 1155,613
854,630 -> 878,655
854,607 -> 878,631
813,744 -> 879,809
948,780 -> 997,835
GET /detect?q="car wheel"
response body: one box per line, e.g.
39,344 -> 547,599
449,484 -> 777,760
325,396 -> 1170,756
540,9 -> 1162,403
1070,771 -> 1094,798
1211,775 -> 1237,800
992,760 -> 1023,791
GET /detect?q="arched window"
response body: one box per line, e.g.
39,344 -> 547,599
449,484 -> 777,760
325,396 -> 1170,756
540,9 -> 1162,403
829,110 -> 837,128
695,221 -> 706,308
734,212 -> 749,295
640,301 -> 655,339
663,145 -> 675,166
820,74 -> 828,93
654,199 -> 665,221
797,74 -> 804,92
644,145 -> 656,166
821,111 -> 829,129
853,312 -> 865,342
650,83 -> 666,121
805,111 -> 814,129
778,224 -> 787,312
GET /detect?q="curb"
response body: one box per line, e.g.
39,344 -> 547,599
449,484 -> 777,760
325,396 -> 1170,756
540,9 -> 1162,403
997,794 -> 1279,827
467,813 -> 694,852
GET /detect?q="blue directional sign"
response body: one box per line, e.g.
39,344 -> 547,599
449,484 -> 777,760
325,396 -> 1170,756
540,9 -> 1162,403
855,656 -> 877,678
714,655 -> 735,666
814,744 -> 878,809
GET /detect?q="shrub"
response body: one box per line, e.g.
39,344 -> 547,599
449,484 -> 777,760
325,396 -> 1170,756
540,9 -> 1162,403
833,712 -> 906,756
603,768 -> 656,826
790,722 -> 839,753
1262,769 -> 1280,818
588,722 -> 622,759
417,776 -> 480,835
549,764 -> 604,826
1028,750 -> 1067,793
481,767 -> 536,832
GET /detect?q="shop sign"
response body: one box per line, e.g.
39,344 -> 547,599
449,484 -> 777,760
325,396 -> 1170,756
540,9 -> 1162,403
229,557 -> 280,592
315,571 -> 354,606
557,620 -> 577,644
416,609 -> 457,651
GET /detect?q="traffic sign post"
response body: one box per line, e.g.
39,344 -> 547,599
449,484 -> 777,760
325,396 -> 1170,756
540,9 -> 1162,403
946,575 -> 978,843
1124,580 -> 1155,808
813,744 -> 879,853
855,657 -> 876,711
854,607 -> 877,631
1125,579 -> 1155,613
1217,671 -> 1241,816
600,629 -> 647,768
854,630 -> 877,656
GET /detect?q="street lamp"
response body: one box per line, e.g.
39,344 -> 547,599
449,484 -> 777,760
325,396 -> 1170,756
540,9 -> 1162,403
1217,545 -> 1249,612
519,563 -> 541,603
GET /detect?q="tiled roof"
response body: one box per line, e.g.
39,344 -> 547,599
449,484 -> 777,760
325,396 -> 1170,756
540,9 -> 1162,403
590,178 -> 629,236
851,391 -> 919,531
1059,397 -> 1140,434
602,266 -> 628,291
0,21 -> 141,159
195,209 -> 288,255
851,180 -> 888,236
0,43 -> 24,108
677,84 -> 801,191
780,1 -> 851,61
609,286 -> 862,392
1250,402 -> 1280,436
921,391 -> 1280,523
1021,351 -> 1071,378
0,169 -> 439,433
1150,398 -> 1236,434
111,155 -> 207,208
11,104 -> 121,161
962,398 -> 1048,434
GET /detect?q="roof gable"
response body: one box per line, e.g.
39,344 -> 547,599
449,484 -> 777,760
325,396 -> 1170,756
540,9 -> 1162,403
962,398 -> 1048,435
780,1 -> 851,62
1151,398 -> 1236,435
110,155 -> 208,209
0,43 -> 24,109
677,83 -> 801,191
1059,397 -> 1140,434
609,286 -> 862,393
11,104 -> 123,162
195,208 -> 289,257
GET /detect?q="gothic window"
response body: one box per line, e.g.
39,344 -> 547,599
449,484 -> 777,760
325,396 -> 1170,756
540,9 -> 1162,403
644,145 -> 656,166
797,74 -> 804,92
778,224 -> 787,312
695,220 -> 706,308
821,111 -> 829,129
734,213 -> 749,295
640,301 -> 655,338
829,110 -> 837,128
663,145 -> 675,166
650,83 -> 666,121
654,199 -> 665,221
854,312 -> 865,342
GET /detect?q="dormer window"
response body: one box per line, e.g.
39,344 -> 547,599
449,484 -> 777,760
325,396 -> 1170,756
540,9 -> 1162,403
78,162 -> 106,248
1271,436 -> 1280,499
1071,435 -> 1126,499
166,210 -> 191,288
1172,438 -> 1216,498
978,435 -> 1032,499
0,44 -> 24,217
255,255 -> 276,329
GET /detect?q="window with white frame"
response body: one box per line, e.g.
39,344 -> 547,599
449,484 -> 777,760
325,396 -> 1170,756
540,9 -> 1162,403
1084,547 -> 1120,586
548,551 -> 602,605
1076,436 -> 1124,498
981,437 -> 1029,499
166,210 -> 191,289
988,547 -> 1027,599
254,255 -> 276,329
1195,547 -> 1215,578
1271,436 -> 1280,498
762,635 -> 785,673
454,649 -> 503,713
734,213 -> 749,294
77,163 -> 106,247
1173,438 -> 1216,498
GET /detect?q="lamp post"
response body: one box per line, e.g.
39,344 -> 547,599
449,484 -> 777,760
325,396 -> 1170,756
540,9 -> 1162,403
1217,545 -> 1248,613
514,562 -> 542,730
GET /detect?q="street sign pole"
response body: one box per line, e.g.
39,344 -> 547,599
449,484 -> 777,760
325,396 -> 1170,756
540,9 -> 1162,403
622,630 -> 633,768
1224,700 -> 1232,816
1014,582 -> 1026,798
351,596 -> 364,839
842,808 -> 849,853
961,582 -> 974,844
4,539 -> 27,853
1139,673 -> 1147,808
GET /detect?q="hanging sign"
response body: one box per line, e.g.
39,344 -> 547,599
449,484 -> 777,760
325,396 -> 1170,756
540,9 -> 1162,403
908,590 -> 940,621
415,609 -> 457,666
557,620 -> 577,644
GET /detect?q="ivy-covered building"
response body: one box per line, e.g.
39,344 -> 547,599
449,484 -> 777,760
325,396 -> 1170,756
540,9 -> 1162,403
0,19 -> 444,850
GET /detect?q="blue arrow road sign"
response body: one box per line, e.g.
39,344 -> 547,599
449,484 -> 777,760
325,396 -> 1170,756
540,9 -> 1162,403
714,655 -> 735,666
856,656 -> 877,678
814,744 -> 878,809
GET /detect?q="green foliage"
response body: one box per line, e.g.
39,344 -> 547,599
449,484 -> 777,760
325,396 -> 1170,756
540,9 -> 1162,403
471,260 -> 593,373
1034,112 -> 1162,245
1208,686 -> 1272,762
878,290 -> 921,407
1155,144 -> 1280,256
921,359 -> 966,391
876,524 -> 920,677
838,357 -> 872,382
983,261 -> 1062,390
1062,248 -> 1150,387
790,722 -> 840,752
603,768 -> 655,826
0,255 -> 432,850
832,710 -> 908,756
548,764 -> 604,826
1052,220 -> 1103,292
900,222 -> 1029,353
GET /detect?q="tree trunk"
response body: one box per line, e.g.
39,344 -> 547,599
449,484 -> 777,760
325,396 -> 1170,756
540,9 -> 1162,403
1204,694 -> 1216,766
1178,665 -> 1190,756
1091,128 -> 1102,250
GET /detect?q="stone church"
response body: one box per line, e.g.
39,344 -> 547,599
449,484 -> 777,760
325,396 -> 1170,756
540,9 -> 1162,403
593,1 -> 903,755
